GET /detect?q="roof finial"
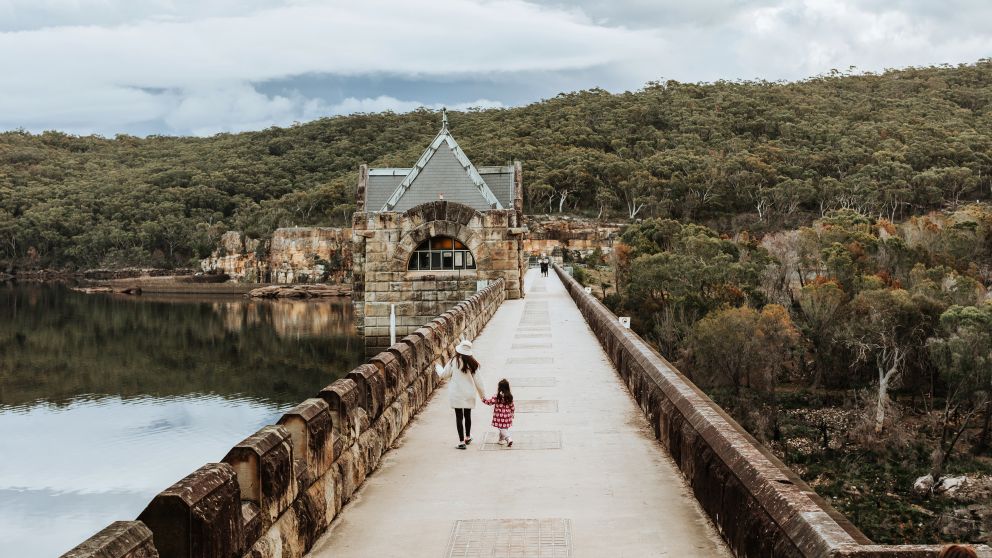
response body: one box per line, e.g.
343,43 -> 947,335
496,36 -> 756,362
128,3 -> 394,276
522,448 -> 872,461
441,107 -> 448,130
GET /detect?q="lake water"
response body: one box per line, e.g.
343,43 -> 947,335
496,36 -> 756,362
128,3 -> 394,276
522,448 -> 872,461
0,283 -> 363,557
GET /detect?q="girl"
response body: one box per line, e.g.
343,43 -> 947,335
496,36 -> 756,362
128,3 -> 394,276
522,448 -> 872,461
482,378 -> 515,447
436,339 -> 485,449
938,545 -> 977,558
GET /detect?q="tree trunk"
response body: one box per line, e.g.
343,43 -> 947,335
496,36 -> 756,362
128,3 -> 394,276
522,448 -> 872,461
930,448 -> 947,486
876,365 -> 892,434
874,349 -> 903,435
974,397 -> 992,454
931,421 -> 971,487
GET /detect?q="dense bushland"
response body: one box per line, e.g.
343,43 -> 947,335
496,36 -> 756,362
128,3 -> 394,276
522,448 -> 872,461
2,61 -> 992,269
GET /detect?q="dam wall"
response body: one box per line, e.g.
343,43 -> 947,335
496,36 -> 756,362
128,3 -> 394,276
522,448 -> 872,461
554,264 -> 991,558
61,279 -> 506,558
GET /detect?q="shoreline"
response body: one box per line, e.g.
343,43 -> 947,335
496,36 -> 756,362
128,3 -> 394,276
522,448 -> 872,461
4,273 -> 353,297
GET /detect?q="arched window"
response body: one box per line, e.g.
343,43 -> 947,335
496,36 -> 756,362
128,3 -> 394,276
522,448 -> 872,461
408,236 -> 476,271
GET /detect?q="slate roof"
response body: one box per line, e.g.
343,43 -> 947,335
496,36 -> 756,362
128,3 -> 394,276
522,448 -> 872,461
365,113 -> 515,212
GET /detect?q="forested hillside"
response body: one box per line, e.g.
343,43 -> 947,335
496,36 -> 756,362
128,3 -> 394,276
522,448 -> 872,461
2,61 -> 991,270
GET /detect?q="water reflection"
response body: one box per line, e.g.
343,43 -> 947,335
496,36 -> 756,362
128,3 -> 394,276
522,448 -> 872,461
0,284 -> 363,557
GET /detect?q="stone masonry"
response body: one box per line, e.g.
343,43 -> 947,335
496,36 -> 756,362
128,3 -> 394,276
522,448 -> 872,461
353,112 -> 526,352
352,199 -> 526,352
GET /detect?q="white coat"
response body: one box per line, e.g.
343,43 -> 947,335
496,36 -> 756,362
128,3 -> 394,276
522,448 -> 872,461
437,357 -> 485,409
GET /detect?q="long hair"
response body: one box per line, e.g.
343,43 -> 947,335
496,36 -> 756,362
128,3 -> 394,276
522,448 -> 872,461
938,545 -> 977,558
497,378 -> 513,404
457,354 -> 479,374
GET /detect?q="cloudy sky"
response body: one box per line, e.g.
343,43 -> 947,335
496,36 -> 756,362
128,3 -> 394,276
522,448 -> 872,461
0,0 -> 989,137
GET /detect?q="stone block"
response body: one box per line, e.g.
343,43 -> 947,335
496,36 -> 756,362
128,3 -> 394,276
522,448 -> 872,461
61,521 -> 159,558
414,326 -> 441,363
387,342 -> 415,386
411,279 -> 436,291
317,379 -> 362,451
369,351 -> 404,403
373,400 -> 397,448
365,303 -> 391,318
239,503 -> 262,554
446,202 -> 475,225
222,426 -> 297,528
400,334 -> 427,377
138,463 -> 243,558
414,300 -> 438,314
291,480 -> 328,553
277,398 -> 334,481
367,290 -> 400,304
336,447 -> 366,504
431,316 -> 454,349
346,363 -> 386,421
358,421 -> 388,475
418,202 -> 436,223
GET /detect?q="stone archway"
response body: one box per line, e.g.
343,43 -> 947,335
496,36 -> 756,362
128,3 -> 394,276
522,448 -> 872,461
389,202 -> 489,272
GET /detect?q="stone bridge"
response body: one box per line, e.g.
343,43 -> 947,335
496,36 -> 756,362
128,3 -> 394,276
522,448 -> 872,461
65,268 -> 991,558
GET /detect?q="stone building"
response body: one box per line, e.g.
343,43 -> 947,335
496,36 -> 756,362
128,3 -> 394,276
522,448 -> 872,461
352,111 -> 526,350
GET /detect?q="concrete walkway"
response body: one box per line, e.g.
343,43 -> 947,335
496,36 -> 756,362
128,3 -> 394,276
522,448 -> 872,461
309,269 -> 731,558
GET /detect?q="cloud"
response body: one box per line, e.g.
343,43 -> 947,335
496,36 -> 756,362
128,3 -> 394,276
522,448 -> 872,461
160,86 -> 505,137
0,0 -> 990,136
0,0 -> 664,135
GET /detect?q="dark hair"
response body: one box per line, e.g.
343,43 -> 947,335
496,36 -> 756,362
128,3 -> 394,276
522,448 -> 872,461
938,545 -> 978,558
457,354 -> 479,374
497,378 -> 513,404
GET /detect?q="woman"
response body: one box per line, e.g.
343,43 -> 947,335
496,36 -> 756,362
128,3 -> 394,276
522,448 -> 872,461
436,339 -> 485,449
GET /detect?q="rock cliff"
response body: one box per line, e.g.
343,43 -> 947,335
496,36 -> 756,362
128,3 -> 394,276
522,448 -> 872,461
201,228 -> 352,284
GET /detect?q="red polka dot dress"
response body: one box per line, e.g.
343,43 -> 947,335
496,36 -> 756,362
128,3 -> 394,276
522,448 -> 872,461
482,395 -> 514,429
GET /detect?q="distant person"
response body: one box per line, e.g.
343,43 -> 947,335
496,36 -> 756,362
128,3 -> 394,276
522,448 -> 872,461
435,339 -> 485,449
482,378 -> 515,448
938,545 -> 977,558
540,256 -> 549,277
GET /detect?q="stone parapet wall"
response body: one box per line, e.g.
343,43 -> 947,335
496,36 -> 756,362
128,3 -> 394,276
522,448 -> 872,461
61,279 -> 507,558
553,264 -> 992,558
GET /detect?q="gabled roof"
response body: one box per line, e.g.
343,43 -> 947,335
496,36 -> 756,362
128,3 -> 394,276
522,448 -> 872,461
379,111 -> 503,212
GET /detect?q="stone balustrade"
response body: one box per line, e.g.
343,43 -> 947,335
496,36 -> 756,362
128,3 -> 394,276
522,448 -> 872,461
553,263 -> 991,558
61,279 -> 506,558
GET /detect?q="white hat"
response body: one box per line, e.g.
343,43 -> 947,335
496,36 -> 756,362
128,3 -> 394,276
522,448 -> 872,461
455,339 -> 474,356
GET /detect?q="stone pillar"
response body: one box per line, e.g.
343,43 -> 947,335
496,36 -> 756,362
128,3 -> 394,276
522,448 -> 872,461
222,426 -> 297,529
351,214 -> 369,333
346,363 -> 387,422
137,463 -> 243,558
356,164 -> 369,213
513,160 -> 523,215
61,521 -> 159,558
278,399 -> 335,482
